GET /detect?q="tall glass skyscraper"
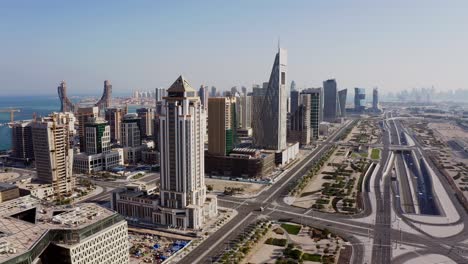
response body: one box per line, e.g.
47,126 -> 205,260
354,88 -> 366,112
338,89 -> 347,118
301,88 -> 322,140
253,48 -> 288,151
323,79 -> 339,122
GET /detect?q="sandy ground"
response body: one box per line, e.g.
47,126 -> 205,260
242,229 -> 284,264
0,172 -> 20,182
403,254 -> 456,264
429,122 -> 468,141
205,178 -> 266,196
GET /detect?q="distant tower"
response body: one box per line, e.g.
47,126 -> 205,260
338,89 -> 347,118
290,89 -> 300,114
198,85 -> 209,108
211,86 -> 217,97
290,80 -> 296,92
95,80 -> 112,111
241,86 -> 247,95
323,79 -> 339,122
57,81 -> 75,112
154,75 -> 217,229
253,48 -> 287,151
32,112 -> 75,197
372,87 -> 379,112
155,88 -> 167,102
354,88 -> 366,112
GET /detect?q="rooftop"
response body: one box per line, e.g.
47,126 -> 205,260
0,196 -> 119,262
167,75 -> 195,93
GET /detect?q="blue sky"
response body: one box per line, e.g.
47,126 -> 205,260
1,0 -> 467,96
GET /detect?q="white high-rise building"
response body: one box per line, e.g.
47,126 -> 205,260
240,95 -> 252,129
154,76 -> 217,229
32,112 -> 75,197
253,48 -> 287,151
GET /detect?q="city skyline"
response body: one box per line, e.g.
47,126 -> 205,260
2,1 -> 468,95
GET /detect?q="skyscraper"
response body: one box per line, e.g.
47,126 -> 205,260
210,86 -> 217,97
290,80 -> 296,92
288,94 -> 311,145
253,48 -> 287,151
323,79 -> 339,122
241,86 -> 247,95
338,89 -> 347,118
290,89 -> 300,114
230,86 -> 238,96
302,88 -> 322,140
11,121 -> 35,162
372,87 -> 379,112
154,76 -> 217,229
32,112 -> 75,197
136,108 -> 155,138
155,88 -> 167,102
240,94 -> 252,129
198,85 -> 209,108
84,117 -> 111,155
354,88 -> 366,112
121,114 -> 142,164
95,80 -> 112,112
76,107 -> 99,152
208,97 -> 236,156
105,107 -> 125,143
57,81 -> 75,112
121,114 -> 141,148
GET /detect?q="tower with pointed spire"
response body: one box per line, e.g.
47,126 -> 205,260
253,47 -> 288,151
154,75 -> 217,229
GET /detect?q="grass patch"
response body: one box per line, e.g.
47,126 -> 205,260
281,223 -> 301,235
265,238 -> 287,247
302,253 -> 321,261
371,148 -> 381,160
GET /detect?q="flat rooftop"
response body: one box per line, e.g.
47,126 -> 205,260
0,195 -> 118,262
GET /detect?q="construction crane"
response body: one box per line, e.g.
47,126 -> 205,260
0,109 -> 20,122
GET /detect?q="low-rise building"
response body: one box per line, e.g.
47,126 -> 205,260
0,183 -> 20,203
73,149 -> 123,174
0,196 -> 129,264
205,148 -> 275,178
141,149 -> 160,164
17,179 -> 55,199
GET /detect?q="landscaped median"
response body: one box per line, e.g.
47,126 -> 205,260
240,222 -> 347,264
371,148 -> 381,160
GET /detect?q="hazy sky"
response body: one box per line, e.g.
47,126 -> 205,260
1,0 -> 467,96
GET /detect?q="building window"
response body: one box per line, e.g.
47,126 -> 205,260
281,72 -> 285,85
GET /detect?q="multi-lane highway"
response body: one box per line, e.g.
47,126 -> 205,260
83,111 -> 468,264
